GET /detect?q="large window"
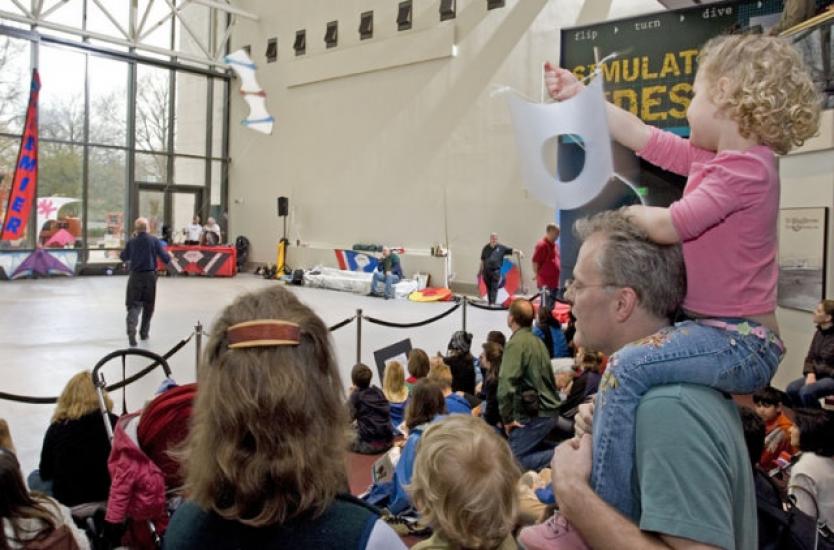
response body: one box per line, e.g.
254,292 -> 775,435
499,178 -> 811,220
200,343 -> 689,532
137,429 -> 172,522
0,10 -> 229,263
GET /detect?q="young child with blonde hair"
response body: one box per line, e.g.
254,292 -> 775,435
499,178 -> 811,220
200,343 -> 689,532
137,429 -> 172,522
409,414 -> 520,550
522,34 -> 821,548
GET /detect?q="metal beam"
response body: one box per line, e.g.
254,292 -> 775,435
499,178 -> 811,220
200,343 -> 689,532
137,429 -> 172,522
40,0 -> 70,19
0,8 -> 229,67
191,0 -> 257,21
165,0 -> 213,61
136,0 -> 155,38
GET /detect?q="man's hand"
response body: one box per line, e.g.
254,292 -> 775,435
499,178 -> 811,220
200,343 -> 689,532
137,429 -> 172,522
551,434 -> 593,496
806,372 -> 817,385
504,420 -> 524,435
544,62 -> 584,101
573,400 -> 595,441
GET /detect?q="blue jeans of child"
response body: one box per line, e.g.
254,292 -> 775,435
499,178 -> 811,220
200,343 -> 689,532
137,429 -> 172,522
591,319 -> 783,521
370,272 -> 400,298
786,376 -> 834,408
27,469 -> 54,495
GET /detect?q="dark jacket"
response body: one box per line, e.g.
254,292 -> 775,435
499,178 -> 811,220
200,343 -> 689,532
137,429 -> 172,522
39,411 -> 117,506
377,253 -> 403,278
445,353 -> 476,396
558,369 -> 601,418
498,327 -> 561,423
120,231 -> 171,272
349,386 -> 393,443
802,325 -> 834,378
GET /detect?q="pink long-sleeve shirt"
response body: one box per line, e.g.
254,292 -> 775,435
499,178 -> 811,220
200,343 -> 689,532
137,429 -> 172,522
637,127 -> 779,317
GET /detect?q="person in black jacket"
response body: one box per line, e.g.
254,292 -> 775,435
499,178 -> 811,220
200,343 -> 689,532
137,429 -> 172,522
787,299 -> 834,408
444,331 -> 476,395
120,217 -> 171,347
28,371 -> 117,507
348,364 -> 393,455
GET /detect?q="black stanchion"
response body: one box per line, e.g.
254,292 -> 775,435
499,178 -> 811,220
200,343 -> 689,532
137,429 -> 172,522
356,308 -> 362,365
462,297 -> 468,332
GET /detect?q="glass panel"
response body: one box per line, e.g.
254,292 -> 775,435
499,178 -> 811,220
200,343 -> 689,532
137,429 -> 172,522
174,72 -> 207,156
211,78 -> 225,158
42,0 -> 83,29
138,189 -> 164,236
136,64 -> 170,152
210,160 -> 222,206
0,35 -> 31,135
0,135 -> 29,249
138,0 -> 173,52
135,152 -> 167,183
89,56 -> 128,146
38,142 -> 83,248
86,0 -> 130,39
87,147 -> 126,262
172,191 -> 197,243
176,3 -> 211,58
174,156 -> 205,186
39,45 -> 86,143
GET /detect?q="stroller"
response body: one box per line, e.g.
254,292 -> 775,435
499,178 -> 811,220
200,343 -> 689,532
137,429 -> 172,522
89,348 -> 196,549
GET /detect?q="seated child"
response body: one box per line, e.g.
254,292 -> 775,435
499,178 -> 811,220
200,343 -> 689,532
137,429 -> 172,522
753,386 -> 797,472
427,362 -> 472,415
348,363 -> 393,455
409,414 -> 520,550
383,361 -> 409,432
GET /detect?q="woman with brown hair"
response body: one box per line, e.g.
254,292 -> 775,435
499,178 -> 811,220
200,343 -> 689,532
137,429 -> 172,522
163,286 -> 405,549
30,371 -> 116,506
1,447 -> 90,549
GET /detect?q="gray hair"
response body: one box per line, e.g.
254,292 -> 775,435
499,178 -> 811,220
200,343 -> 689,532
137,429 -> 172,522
134,217 -> 149,233
574,209 -> 685,320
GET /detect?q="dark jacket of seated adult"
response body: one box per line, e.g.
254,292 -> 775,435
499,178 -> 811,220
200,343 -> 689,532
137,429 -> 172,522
349,386 -> 393,443
558,369 -> 601,419
803,325 -> 834,378
445,353 -> 476,396
39,410 -> 117,506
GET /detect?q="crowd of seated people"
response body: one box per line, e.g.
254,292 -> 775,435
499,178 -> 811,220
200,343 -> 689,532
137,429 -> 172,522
4,280 -> 832,549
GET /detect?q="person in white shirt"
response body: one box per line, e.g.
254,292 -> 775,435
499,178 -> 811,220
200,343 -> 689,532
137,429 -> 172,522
788,409 -> 834,529
183,215 -> 202,245
203,217 -> 222,245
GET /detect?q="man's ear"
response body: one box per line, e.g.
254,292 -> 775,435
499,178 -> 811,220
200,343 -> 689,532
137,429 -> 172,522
613,287 -> 639,322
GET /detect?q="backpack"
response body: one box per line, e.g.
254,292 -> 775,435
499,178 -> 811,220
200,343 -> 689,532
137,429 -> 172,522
757,469 -> 834,550
234,236 -> 250,270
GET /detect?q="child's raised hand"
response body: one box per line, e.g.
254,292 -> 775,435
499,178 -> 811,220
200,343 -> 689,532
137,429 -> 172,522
544,62 -> 583,101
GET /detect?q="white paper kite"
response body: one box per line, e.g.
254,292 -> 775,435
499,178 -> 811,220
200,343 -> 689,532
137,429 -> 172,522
224,49 -> 274,135
506,74 -> 617,210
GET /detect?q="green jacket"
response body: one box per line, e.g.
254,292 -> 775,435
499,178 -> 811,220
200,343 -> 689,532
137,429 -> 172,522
498,327 -> 560,424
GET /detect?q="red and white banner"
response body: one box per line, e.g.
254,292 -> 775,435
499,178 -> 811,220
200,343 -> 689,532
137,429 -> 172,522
1,69 -> 40,241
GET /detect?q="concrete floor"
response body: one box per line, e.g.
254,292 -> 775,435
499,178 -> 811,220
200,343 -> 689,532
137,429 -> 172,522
0,274 -> 509,473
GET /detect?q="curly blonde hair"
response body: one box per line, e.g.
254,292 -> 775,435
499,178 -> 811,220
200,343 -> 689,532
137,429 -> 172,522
183,286 -> 349,526
698,34 -> 821,155
409,415 -> 520,549
52,371 -> 112,423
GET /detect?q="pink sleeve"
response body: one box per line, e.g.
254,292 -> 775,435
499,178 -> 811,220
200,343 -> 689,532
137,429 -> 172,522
669,155 -> 770,241
636,126 -> 715,176
105,458 -> 135,524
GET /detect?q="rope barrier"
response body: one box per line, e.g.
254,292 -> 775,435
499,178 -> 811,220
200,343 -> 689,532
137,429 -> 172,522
0,333 -> 194,405
464,292 -> 542,312
363,302 -> 461,329
328,316 -> 356,332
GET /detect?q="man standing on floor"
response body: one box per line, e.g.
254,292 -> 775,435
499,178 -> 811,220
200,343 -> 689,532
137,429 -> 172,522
532,223 -> 561,310
498,298 -> 561,470
480,233 -> 518,306
120,217 -> 171,347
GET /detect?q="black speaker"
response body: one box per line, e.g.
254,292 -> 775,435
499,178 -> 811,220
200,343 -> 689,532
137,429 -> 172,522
277,196 -> 289,217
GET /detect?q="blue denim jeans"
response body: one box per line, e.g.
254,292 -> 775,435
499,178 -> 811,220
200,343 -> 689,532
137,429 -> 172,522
508,416 -> 557,471
786,376 -> 834,408
370,271 -> 400,299
591,319 -> 783,521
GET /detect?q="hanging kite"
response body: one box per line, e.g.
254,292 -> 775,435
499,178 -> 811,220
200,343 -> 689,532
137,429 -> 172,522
224,49 -> 274,135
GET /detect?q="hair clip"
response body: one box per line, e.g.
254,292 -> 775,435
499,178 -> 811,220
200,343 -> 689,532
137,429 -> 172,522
227,320 -> 301,349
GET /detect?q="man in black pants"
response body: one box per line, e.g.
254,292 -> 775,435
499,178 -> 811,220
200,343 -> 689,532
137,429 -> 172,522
480,233 -> 518,306
120,217 -> 171,347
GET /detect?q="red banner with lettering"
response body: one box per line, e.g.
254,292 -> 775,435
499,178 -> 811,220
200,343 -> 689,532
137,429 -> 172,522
1,69 -> 40,241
